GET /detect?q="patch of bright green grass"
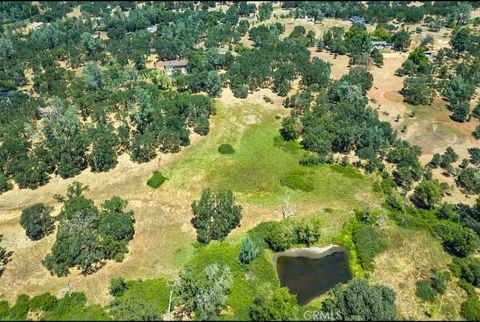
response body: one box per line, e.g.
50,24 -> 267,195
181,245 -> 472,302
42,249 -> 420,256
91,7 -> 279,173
147,171 -> 167,188
165,101 -> 380,209
273,135 -> 301,154
279,170 -> 315,192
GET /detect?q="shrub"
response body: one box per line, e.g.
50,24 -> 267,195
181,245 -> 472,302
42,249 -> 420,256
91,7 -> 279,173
110,277 -> 128,297
29,293 -> 58,311
265,222 -> 294,252
147,171 -> 167,188
110,297 -> 161,321
299,151 -> 332,166
380,175 -> 396,196
433,222 -> 479,257
238,237 -> 259,265
461,297 -> 480,321
249,285 -> 299,321
431,269 -> 450,294
450,257 -> 480,287
110,278 -> 169,321
457,168 -> 480,195
322,279 -> 397,321
413,179 -> 443,209
386,192 -> 407,213
0,173 -> 12,194
3,294 -> 30,320
469,147 -> 480,165
280,116 -> 300,141
415,280 -> 436,301
263,96 -> 273,104
473,125 -> 480,140
218,143 -> 235,155
435,203 -> 459,221
351,224 -> 386,270
20,203 -> 55,241
175,264 -> 232,320
294,217 -> 322,246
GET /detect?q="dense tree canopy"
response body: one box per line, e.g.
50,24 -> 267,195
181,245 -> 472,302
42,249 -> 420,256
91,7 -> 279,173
20,203 -> 55,241
191,188 -> 243,244
322,279 -> 397,321
42,182 -> 135,276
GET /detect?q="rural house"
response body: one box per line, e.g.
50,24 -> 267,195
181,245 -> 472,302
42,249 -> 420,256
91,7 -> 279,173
371,40 -> 389,49
156,59 -> 188,76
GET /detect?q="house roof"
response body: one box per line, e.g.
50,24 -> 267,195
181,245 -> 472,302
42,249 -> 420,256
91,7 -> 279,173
147,25 -> 158,33
163,59 -> 188,68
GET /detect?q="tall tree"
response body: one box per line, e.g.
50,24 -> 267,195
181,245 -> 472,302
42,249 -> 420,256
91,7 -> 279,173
191,188 -> 242,244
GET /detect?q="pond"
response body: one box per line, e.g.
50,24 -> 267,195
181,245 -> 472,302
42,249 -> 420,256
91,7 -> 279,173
273,245 -> 352,305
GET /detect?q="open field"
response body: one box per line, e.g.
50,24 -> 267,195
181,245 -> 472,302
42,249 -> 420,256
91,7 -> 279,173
372,224 -> 467,321
0,92 -> 382,305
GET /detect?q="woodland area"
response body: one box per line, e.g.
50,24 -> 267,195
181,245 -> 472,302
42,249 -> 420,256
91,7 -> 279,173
1,1 -> 480,321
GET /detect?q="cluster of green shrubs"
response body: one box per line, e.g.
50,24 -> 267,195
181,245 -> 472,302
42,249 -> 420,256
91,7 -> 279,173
351,208 -> 387,271
386,196 -> 479,259
457,279 -> 480,321
248,216 -> 322,252
351,224 -> 386,271
450,256 -> 480,287
321,279 -> 397,321
0,292 -> 109,321
451,257 -> 480,319
415,269 -> 450,301
109,278 -> 170,320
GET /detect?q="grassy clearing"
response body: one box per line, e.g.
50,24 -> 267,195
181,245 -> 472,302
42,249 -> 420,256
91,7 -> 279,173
146,171 -> 168,188
371,222 -> 466,320
164,101 -> 381,208
279,170 -> 315,192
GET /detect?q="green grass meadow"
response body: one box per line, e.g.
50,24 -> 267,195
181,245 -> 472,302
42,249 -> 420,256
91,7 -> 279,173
162,101 -> 382,208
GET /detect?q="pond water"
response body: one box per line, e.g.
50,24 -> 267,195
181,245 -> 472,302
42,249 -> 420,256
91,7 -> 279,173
275,246 -> 352,305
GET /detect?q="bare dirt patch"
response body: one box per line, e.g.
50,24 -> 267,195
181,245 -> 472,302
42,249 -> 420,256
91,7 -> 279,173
309,50 -> 351,80
66,5 -> 82,19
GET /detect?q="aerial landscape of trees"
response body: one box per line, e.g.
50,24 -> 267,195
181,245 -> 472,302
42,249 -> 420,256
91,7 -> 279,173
1,1 -> 480,321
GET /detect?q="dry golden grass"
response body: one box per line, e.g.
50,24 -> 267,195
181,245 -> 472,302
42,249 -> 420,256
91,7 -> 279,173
371,224 -> 467,320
